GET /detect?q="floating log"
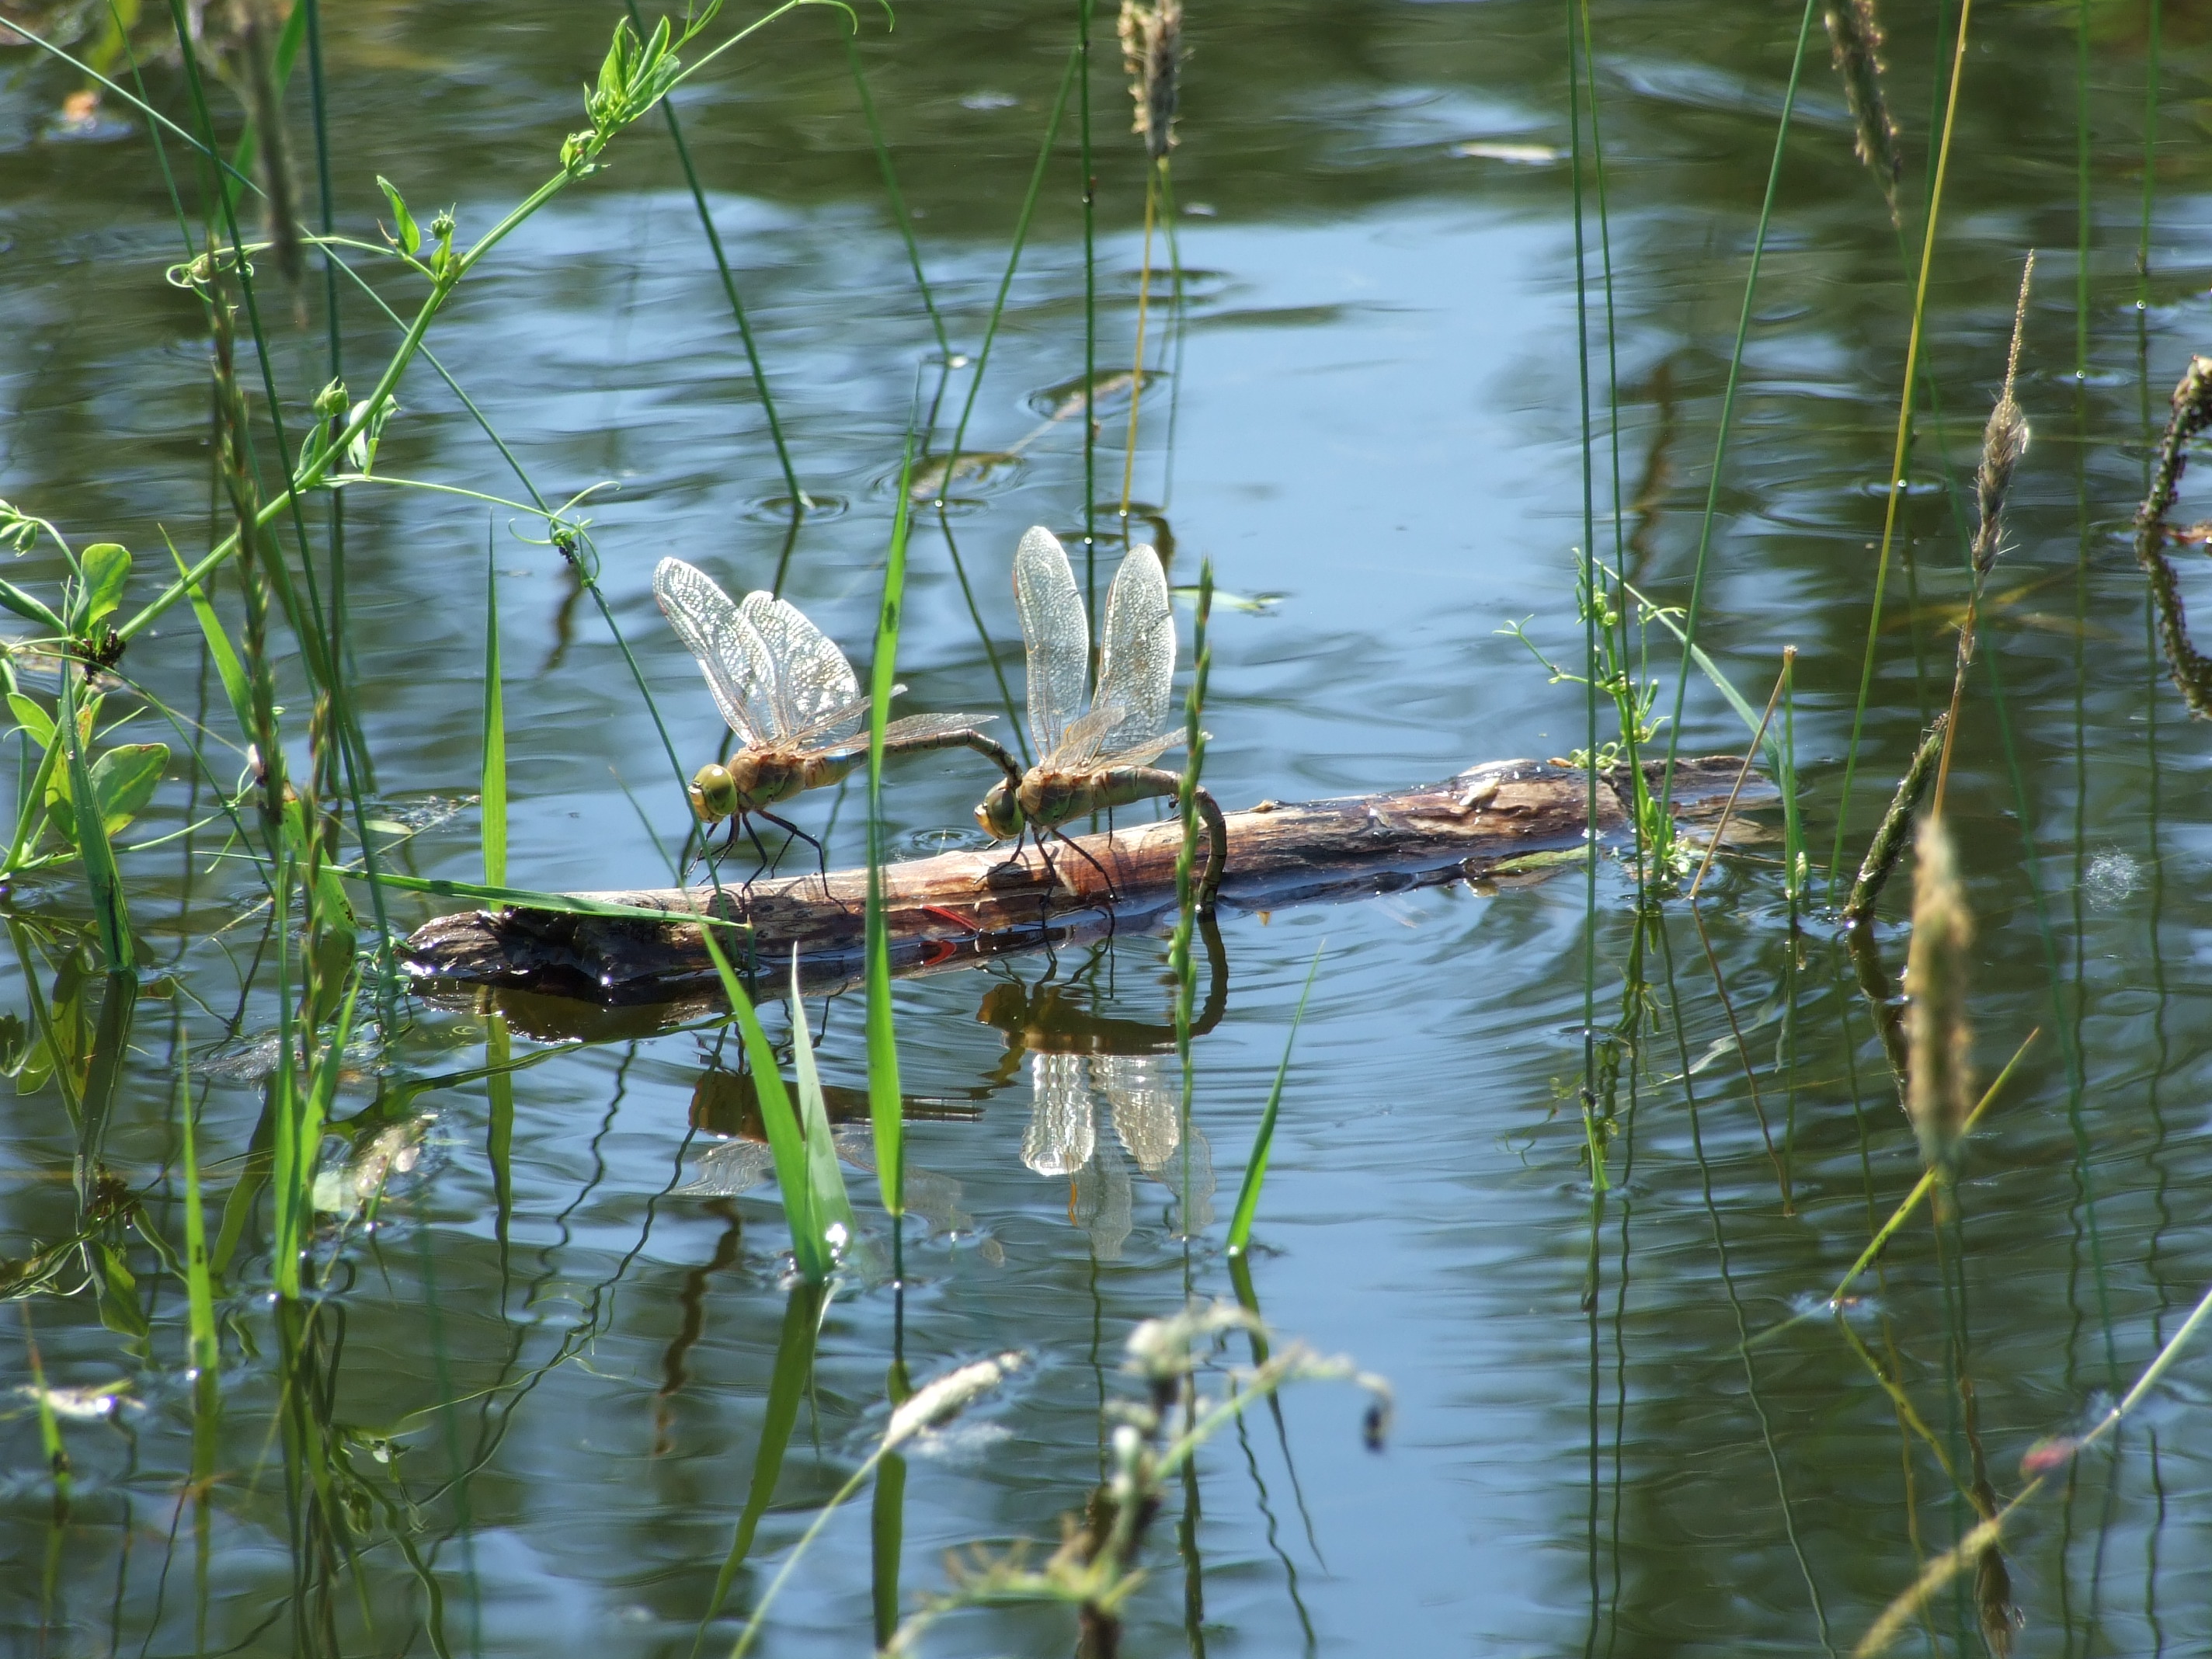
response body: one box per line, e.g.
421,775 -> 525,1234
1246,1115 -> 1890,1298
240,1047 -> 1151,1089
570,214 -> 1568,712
402,756 -> 1763,1003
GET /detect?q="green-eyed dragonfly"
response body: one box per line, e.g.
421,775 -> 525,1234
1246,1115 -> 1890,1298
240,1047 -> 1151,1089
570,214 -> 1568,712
972,527 -> 1226,908
654,557 -> 1019,882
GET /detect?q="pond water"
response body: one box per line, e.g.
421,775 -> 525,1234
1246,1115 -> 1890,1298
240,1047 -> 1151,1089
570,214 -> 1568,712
4,0 -> 2211,1653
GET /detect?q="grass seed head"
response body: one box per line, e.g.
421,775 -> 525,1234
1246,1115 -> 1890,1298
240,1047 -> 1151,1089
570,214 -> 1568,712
1119,0 -> 1182,162
1824,0 -> 1901,223
1904,815 -> 1975,1178
1973,253 -> 2036,576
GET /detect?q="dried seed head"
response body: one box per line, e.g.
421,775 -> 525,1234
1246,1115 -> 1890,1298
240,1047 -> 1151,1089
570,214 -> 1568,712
1119,0 -> 1182,162
882,1351 -> 1025,1449
1825,0 -> 1901,223
1973,252 -> 2036,576
1904,815 -> 1975,1177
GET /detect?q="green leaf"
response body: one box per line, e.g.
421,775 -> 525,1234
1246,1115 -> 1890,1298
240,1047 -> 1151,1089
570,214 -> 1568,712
482,550 -> 506,887
0,576 -> 65,634
78,543 -> 130,628
864,434 -> 917,1217
789,949 -> 857,1253
376,175 -> 421,256
56,668 -> 132,971
1226,943 -> 1324,1255
9,693 -> 54,750
169,541 -> 253,743
49,741 -> 167,847
701,930 -> 830,1282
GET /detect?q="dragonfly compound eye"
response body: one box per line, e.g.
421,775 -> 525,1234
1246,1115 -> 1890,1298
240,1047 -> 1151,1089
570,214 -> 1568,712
976,781 -> 1023,840
690,763 -> 738,824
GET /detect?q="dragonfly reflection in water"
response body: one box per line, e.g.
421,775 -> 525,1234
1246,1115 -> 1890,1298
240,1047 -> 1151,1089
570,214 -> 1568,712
979,925 -> 1227,1257
974,527 -> 1227,908
654,557 -> 1021,883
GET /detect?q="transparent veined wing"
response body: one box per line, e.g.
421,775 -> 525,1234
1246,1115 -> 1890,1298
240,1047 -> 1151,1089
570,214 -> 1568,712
739,590 -> 862,743
1097,1053 -> 1178,1174
807,710 -> 996,761
1022,1051 -> 1096,1177
1049,700 -> 1128,770
1090,545 -> 1174,761
1093,730 -> 1183,770
653,558 -> 774,744
1013,526 -> 1090,761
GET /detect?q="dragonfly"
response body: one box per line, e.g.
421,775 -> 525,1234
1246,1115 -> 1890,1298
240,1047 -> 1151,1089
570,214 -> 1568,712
972,527 -> 1226,908
654,557 -> 1020,884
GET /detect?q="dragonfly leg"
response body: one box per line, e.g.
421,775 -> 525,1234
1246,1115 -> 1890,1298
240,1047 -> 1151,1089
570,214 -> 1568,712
739,814 -> 777,892
756,809 -> 836,902
1049,827 -> 1119,905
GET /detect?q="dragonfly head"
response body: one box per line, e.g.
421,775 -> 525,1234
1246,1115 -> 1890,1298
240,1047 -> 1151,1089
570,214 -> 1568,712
690,762 -> 741,825
976,778 -> 1024,840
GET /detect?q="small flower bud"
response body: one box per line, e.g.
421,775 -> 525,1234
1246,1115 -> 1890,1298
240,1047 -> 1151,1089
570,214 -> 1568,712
311,380 -> 348,420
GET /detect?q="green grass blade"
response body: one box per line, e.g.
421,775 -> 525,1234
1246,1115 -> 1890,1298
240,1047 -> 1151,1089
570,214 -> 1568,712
1654,0 -> 1819,838
701,929 -> 827,1281
938,43 -> 1080,488
1825,0 -> 1980,899
19,1308 -> 71,1511
625,0 -> 805,509
843,25 -> 948,360
1226,944 -> 1323,1255
864,438 -> 917,1218
58,666 -> 132,973
169,539 -> 253,742
788,949 -> 857,1251
690,1283 -> 825,1658
486,1013 -> 515,1274
482,542 -> 506,889
175,1031 -> 219,1382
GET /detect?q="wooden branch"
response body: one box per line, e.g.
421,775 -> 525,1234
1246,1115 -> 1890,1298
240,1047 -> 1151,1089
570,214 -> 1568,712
402,756 -> 1761,1003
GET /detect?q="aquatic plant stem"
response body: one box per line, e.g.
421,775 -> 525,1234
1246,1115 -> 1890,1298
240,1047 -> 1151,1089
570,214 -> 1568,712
628,0 -> 807,510
844,25 -> 950,360
1826,0 -> 1976,901
1080,0 -> 1100,616
1657,0 -> 1818,840
1120,160 -> 1161,516
936,44 -> 1080,501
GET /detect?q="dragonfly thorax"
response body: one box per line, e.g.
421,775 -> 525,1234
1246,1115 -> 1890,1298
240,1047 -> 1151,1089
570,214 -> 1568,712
688,750 -> 806,824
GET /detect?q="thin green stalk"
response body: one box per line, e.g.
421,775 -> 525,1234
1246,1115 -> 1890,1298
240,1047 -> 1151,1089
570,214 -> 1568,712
482,540 -> 506,889
628,0 -> 805,510
865,440 -> 919,1223
845,24 -> 949,360
1657,0 -> 1819,841
937,43 -> 1080,496
1226,943 -> 1323,1254
1080,0 -> 1099,619
1566,0 -> 1599,1059
1825,0 -> 1977,899
2138,0 -> 2162,286
58,659 -> 133,973
1169,563 -> 1213,1239
1119,160 -> 1160,516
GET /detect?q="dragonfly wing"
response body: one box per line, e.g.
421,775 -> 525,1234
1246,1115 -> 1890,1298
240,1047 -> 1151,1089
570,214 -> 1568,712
1095,731 -> 1183,770
739,591 -> 862,743
1093,544 -> 1174,760
1049,700 -> 1127,770
1013,525 -> 1090,760
653,557 -> 773,743
787,690 -> 885,748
